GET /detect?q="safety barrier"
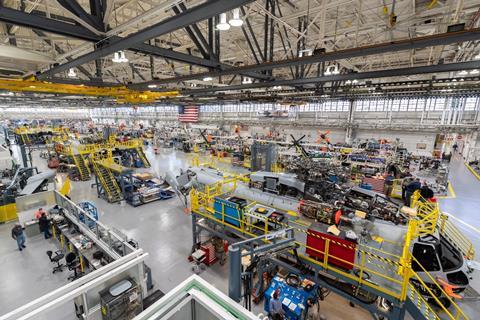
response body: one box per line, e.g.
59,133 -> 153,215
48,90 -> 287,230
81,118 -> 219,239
438,214 -> 475,260
401,196 -> 469,320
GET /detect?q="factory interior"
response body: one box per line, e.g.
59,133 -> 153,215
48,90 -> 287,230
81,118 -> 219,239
0,1 -> 480,320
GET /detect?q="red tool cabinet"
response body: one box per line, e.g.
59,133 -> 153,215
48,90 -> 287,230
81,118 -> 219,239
306,222 -> 357,270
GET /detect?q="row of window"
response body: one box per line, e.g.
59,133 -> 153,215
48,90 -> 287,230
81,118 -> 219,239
1,96 -> 478,118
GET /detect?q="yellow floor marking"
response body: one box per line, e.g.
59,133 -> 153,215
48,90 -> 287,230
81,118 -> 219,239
437,181 -> 456,199
465,162 -> 480,181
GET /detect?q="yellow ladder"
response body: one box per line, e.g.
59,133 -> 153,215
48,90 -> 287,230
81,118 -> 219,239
136,147 -> 150,168
72,154 -> 90,181
92,161 -> 123,202
21,134 -> 30,145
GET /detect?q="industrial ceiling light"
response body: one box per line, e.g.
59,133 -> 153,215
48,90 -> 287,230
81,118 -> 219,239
203,76 -> 213,81
324,64 -> 339,75
216,13 -> 231,31
112,50 -> 128,63
458,70 -> 468,76
298,49 -> 313,58
272,85 -> 282,90
148,84 -> 157,89
229,8 -> 243,27
470,69 -> 479,75
67,68 -> 76,78
242,76 -> 252,84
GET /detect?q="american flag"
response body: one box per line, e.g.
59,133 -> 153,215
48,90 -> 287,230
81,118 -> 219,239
178,105 -> 199,123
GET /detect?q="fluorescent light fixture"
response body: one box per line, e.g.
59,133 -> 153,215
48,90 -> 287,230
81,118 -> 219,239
112,50 -> 128,63
470,69 -> 479,75
148,84 -> 157,88
352,79 -> 358,84
203,76 -> 213,81
272,86 -> 282,90
216,13 -> 230,31
242,77 -> 253,84
298,49 -> 313,58
345,80 -> 351,85
68,68 -> 76,77
229,8 -> 243,27
458,70 -> 468,76
325,64 -> 339,75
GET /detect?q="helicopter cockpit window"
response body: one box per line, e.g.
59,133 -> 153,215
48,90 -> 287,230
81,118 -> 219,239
412,243 -> 441,271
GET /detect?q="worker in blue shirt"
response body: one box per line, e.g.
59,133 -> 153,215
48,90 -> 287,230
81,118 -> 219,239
405,178 -> 421,206
269,290 -> 285,320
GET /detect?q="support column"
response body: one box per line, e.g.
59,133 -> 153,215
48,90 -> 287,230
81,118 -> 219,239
228,245 -> 242,302
345,99 -> 355,144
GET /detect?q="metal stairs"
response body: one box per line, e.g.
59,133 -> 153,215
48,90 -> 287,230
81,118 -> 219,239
92,161 -> 123,203
72,154 -> 90,181
136,147 -> 151,168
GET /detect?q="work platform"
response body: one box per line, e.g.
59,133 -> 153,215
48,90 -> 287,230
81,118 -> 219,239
188,167 -> 478,320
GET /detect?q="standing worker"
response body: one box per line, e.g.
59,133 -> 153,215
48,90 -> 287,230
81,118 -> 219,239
306,298 -> 322,320
39,212 -> 51,239
11,224 -> 26,251
453,143 -> 458,153
420,181 -> 434,200
384,173 -> 394,198
34,207 -> 45,219
405,178 -> 422,206
269,289 -> 285,320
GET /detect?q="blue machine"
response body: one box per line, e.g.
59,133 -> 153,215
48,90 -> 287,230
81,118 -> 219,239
77,201 -> 98,229
264,275 -> 318,320
213,196 -> 247,227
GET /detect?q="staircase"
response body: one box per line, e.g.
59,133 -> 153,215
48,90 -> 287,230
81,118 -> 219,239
21,134 -> 31,145
405,285 -> 440,320
92,161 -> 123,203
136,147 -> 151,168
72,154 -> 90,181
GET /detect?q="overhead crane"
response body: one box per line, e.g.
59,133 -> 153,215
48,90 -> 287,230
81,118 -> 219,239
0,78 -> 178,103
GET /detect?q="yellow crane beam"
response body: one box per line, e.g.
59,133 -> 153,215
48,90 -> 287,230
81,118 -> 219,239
0,78 -> 178,103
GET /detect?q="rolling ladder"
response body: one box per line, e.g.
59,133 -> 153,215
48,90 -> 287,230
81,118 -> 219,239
72,154 -> 90,181
136,147 -> 150,168
92,161 -> 123,203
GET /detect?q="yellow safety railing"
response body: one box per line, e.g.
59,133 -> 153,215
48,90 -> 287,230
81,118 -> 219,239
438,214 -> 475,260
190,177 -> 406,301
400,194 -> 469,320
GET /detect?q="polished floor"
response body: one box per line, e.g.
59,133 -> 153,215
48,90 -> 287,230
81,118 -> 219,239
1,146 -> 479,319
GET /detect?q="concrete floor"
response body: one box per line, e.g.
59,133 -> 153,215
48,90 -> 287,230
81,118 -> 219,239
1,146 -> 478,319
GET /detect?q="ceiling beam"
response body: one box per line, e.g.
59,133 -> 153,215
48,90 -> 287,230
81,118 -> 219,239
32,29 -> 95,80
131,28 -> 480,88
0,6 -> 267,76
0,6 -> 99,41
181,60 -> 480,95
38,0 -> 257,78
56,0 -> 104,31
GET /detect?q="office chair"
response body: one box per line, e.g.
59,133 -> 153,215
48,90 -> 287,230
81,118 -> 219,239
65,252 -> 83,281
46,250 -> 65,273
